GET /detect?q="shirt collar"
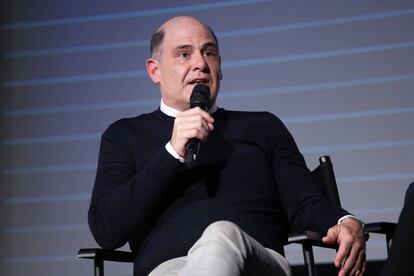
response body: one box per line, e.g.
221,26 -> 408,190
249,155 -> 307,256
160,98 -> 217,118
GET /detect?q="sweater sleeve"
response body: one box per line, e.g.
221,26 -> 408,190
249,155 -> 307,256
268,113 -> 348,234
88,121 -> 182,249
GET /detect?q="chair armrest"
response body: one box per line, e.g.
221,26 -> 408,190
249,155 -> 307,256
77,248 -> 135,263
288,231 -> 337,249
365,222 -> 397,237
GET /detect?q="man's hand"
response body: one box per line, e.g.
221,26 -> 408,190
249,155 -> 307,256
322,218 -> 366,276
170,107 -> 215,157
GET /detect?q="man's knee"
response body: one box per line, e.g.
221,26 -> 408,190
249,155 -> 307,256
199,220 -> 249,250
190,220 -> 248,262
202,220 -> 242,239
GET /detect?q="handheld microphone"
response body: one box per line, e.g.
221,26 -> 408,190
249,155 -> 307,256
184,83 -> 211,168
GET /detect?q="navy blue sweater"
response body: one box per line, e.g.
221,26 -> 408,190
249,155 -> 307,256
88,108 -> 348,275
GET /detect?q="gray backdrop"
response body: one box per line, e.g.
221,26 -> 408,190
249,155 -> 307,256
1,0 -> 414,275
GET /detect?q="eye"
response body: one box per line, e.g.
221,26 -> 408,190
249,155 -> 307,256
203,50 -> 216,57
178,52 -> 190,58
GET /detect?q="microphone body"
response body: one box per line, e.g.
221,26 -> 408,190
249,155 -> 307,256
184,84 -> 211,168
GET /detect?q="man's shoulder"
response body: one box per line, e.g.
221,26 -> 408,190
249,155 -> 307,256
219,108 -> 284,126
103,109 -> 164,137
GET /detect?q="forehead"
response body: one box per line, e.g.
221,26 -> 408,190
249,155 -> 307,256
162,19 -> 217,48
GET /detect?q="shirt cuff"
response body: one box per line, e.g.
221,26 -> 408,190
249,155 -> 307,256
165,141 -> 185,163
338,214 -> 365,229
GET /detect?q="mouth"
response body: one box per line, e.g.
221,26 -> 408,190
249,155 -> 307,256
189,78 -> 210,85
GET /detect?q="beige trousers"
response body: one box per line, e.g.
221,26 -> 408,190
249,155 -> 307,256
148,221 -> 291,276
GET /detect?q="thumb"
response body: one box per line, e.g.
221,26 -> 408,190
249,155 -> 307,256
322,226 -> 339,244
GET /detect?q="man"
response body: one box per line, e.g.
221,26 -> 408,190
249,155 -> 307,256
88,16 -> 365,276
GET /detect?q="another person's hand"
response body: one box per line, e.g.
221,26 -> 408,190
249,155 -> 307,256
322,218 -> 366,276
170,107 -> 215,157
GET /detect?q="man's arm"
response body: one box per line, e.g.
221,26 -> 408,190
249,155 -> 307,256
267,113 -> 365,275
269,113 -> 348,233
88,121 -> 182,249
88,108 -> 215,250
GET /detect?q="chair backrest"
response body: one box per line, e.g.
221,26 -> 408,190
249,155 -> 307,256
311,156 -> 341,207
288,156 -> 342,276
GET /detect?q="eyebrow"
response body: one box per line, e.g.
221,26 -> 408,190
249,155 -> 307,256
201,42 -> 219,52
174,44 -> 193,51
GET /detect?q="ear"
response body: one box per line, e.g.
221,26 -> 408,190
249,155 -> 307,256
146,58 -> 161,84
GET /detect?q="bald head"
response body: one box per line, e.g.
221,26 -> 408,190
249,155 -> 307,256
150,16 -> 219,59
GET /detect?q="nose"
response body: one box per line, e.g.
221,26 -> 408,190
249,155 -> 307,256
193,52 -> 209,73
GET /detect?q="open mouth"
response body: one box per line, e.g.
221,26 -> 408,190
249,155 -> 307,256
189,78 -> 209,85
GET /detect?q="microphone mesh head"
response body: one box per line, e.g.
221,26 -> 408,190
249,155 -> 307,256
190,84 -> 211,111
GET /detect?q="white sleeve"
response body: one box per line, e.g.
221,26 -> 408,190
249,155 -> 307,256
338,214 -> 365,228
165,141 -> 185,163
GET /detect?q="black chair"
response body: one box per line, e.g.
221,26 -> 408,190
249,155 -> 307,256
78,156 -> 396,276
287,156 -> 396,276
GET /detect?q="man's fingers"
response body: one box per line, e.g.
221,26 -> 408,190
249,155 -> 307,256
358,256 -> 366,276
179,117 -> 211,134
181,107 -> 215,123
335,236 -> 352,268
171,107 -> 215,155
175,109 -> 214,137
340,246 -> 365,276
336,227 -> 365,276
339,242 -> 359,275
351,250 -> 366,276
325,218 -> 366,276
322,225 -> 350,268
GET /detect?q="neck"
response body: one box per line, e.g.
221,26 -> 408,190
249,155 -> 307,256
160,98 -> 217,118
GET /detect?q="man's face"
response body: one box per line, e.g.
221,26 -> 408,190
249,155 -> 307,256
147,17 -> 222,111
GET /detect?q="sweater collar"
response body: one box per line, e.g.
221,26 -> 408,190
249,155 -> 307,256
160,98 -> 217,118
